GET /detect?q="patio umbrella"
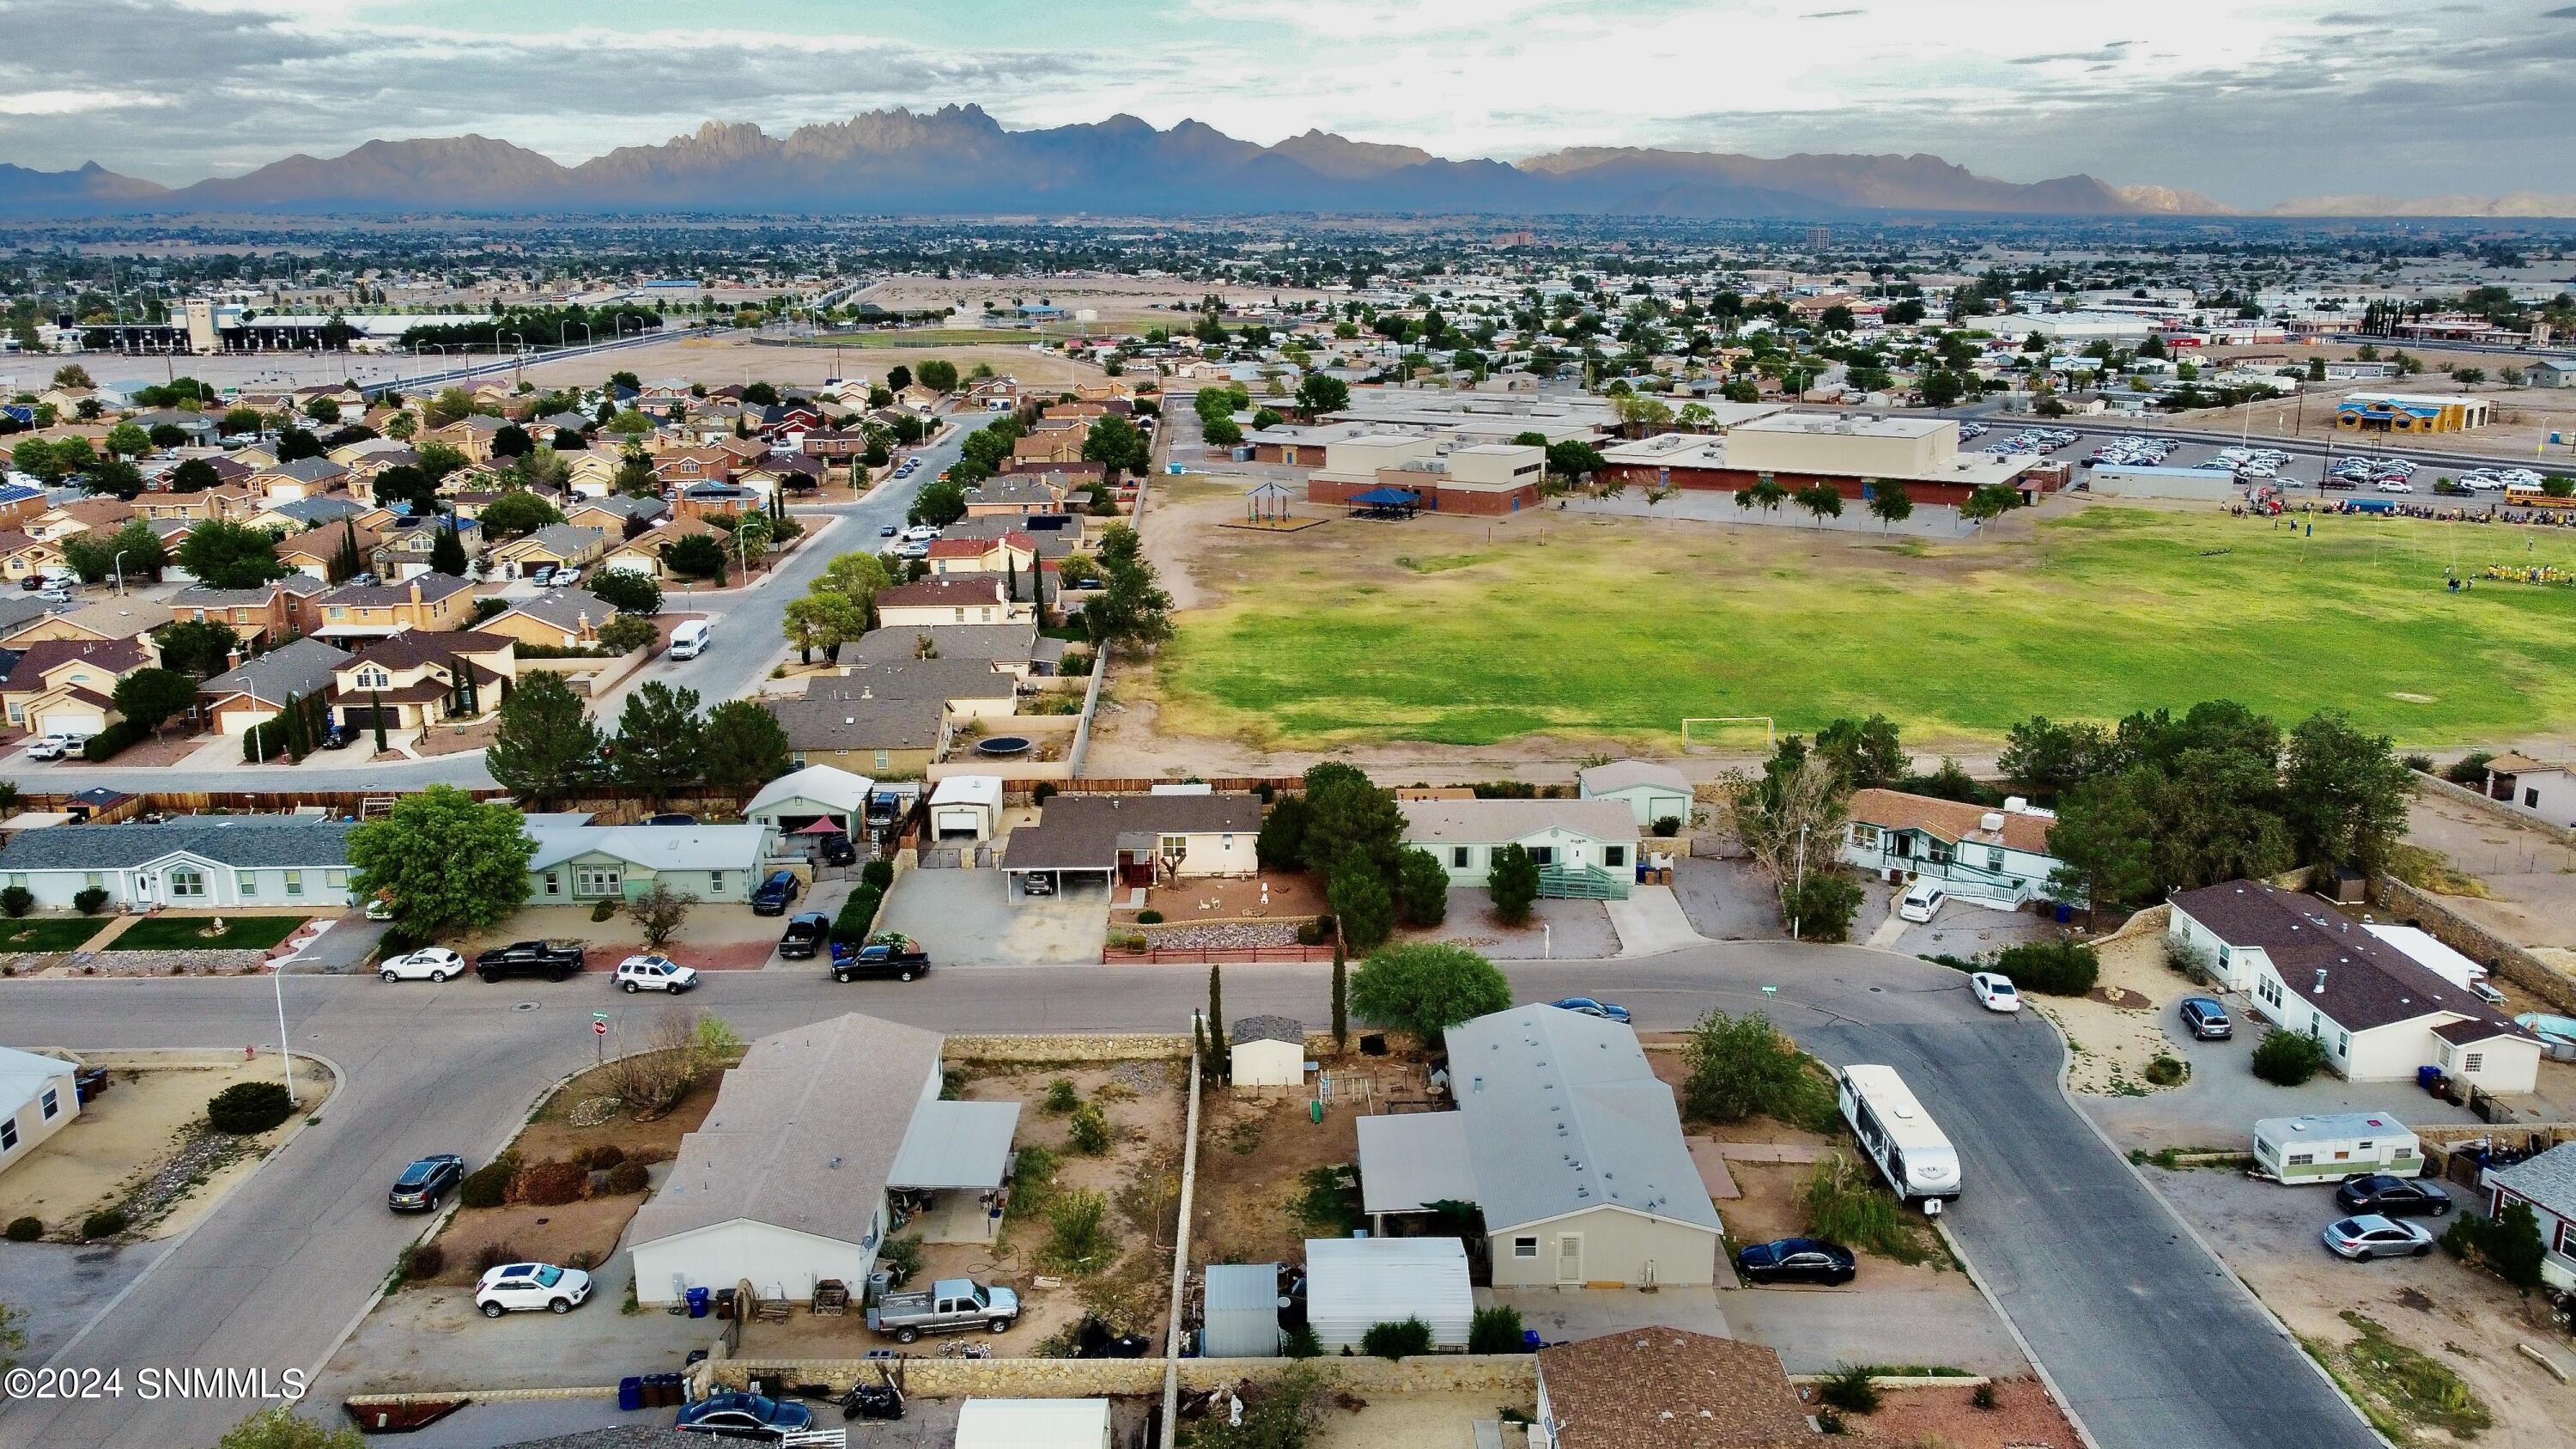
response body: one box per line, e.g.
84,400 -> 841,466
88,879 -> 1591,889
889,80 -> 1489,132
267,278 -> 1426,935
792,818 -> 848,835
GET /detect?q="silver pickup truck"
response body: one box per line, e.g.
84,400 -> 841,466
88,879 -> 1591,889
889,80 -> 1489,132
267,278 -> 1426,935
864,1277 -> 1019,1342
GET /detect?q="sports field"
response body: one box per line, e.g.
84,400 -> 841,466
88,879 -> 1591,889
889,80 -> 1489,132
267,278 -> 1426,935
793,328 -> 1052,349
1152,505 -> 2576,750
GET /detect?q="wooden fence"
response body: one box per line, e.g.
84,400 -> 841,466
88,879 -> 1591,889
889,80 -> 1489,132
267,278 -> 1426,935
1101,943 -> 1335,966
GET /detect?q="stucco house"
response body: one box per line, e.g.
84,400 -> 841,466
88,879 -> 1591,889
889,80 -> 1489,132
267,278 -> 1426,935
1577,759 -> 1693,831
2167,880 -> 2542,1092
2480,753 -> 2574,831
1002,792 -> 1264,896
873,575 -> 1032,629
485,523 -> 610,581
0,1046 -> 81,1181
1398,798 -> 1637,899
315,575 -> 474,639
1356,1003 -> 1722,1287
1839,788 -> 2077,910
0,816 -> 358,910
168,576 -> 330,642
198,637 -> 352,736
526,821 -> 781,905
0,638 -> 152,734
329,630 -> 514,734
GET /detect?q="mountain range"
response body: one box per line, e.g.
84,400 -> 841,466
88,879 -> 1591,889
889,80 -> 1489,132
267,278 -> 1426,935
0,106 -> 2545,221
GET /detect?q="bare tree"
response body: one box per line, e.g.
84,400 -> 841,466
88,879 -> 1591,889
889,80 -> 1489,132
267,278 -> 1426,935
623,880 -> 694,950
1721,753 -> 1850,918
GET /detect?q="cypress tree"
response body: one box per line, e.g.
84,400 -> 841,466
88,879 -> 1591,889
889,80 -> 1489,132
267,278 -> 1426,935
1331,935 -> 1348,1050
281,689 -> 308,758
1206,964 -> 1226,1081
429,518 -> 468,576
369,689 -> 388,752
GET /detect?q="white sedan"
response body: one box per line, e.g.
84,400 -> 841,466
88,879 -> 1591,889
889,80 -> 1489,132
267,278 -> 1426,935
380,947 -> 465,983
1968,971 -> 2022,1014
474,1262 -> 593,1317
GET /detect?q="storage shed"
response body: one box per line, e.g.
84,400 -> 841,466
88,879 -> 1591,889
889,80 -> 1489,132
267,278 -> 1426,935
1202,1262 -> 1284,1359
1229,1015 -> 1306,1088
1304,1236 -> 1473,1351
928,774 -> 1005,842
955,1397 -> 1111,1449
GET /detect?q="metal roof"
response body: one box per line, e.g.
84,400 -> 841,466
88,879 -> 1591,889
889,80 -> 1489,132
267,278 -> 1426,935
1304,1237 -> 1473,1348
526,823 -> 772,874
1396,797 -> 1638,846
1355,1111 -> 1476,1215
888,1099 -> 1022,1190
746,764 -> 876,817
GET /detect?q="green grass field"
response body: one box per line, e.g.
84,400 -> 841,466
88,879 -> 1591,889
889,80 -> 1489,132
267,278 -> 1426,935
106,915 -> 309,953
1154,507 -> 2576,749
794,328 -> 1048,350
0,917 -> 108,953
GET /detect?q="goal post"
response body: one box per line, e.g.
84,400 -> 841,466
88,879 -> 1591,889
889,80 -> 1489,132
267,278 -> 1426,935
1680,716 -> 1776,754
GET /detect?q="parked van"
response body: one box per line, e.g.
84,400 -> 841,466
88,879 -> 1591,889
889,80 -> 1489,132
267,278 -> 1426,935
2250,1113 -> 2421,1184
1897,879 -> 1947,923
668,619 -> 712,660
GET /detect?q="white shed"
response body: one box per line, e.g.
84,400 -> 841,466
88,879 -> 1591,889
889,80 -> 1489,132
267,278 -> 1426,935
1304,1236 -> 1473,1351
1577,758 -> 1693,831
929,774 -> 1005,842
1229,1015 -> 1306,1088
955,1397 -> 1111,1449
1201,1262 -> 1283,1358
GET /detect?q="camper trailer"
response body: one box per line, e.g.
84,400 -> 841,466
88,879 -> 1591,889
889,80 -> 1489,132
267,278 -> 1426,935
2250,1113 -> 2422,1184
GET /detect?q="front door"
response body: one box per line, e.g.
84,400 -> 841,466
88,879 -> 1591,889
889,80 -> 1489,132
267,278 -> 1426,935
1565,842 -> 1588,870
1555,1233 -> 1583,1287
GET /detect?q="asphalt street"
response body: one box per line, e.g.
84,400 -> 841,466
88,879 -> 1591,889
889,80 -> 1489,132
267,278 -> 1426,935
0,412 -> 1002,795
0,945 -> 2376,1449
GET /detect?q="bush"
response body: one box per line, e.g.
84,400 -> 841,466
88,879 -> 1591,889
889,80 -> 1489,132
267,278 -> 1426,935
73,886 -> 110,916
471,1241 -> 521,1275
513,1158 -> 586,1206
2251,1029 -> 2329,1087
2443,751 -> 2495,787
1651,814 -> 1683,837
1680,1010 -> 1837,1130
1282,1322 -> 1323,1359
2402,753 -> 2435,775
1818,1364 -> 1881,1414
1801,1154 -> 1929,1264
1044,1078 -> 1079,1114
1971,1381 -> 2001,1412
604,1160 -> 651,1195
1467,1305 -> 1526,1354
83,1209 -> 129,1239
1136,909 -> 1163,924
878,1234 -> 925,1288
459,1160 -> 515,1209
1994,941 -> 2099,996
589,898 -> 617,922
1068,1101 -> 1112,1155
1040,1189 -> 1114,1273
206,1080 -> 295,1134
1361,1317 -> 1435,1361
860,859 -> 895,890
576,1143 -> 626,1169
5,1215 -> 41,1241
829,884 -> 884,945
1294,917 -> 1326,947
0,886 -> 28,917
2143,1054 -> 2188,1087
404,1242 -> 447,1281
1782,869 -> 1865,942
81,720 -> 149,762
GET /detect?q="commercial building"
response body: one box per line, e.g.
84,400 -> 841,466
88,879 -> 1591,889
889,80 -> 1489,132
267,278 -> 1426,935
1597,413 -> 2042,507
2334,393 -> 2493,434
1304,438 -> 1546,515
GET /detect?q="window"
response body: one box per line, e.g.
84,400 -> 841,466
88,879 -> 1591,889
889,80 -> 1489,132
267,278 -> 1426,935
2527,788 -> 2541,807
1,1120 -> 15,1152
167,868 -> 206,899
2258,976 -> 2284,1009
542,871 -> 561,898
708,873 -> 725,894
283,870 -> 303,897
1603,846 -> 1626,868
1985,847 -> 2006,871
1451,846 -> 1472,868
873,751 -> 890,770
576,867 -> 622,898
326,869 -> 348,889
84,872 -> 101,890
238,872 -> 258,898
2464,1052 -> 2485,1074
2287,1152 -> 2313,1166
2336,1031 -> 2348,1057
41,1087 -> 59,1119
1512,1237 -> 1539,1258
1527,846 -> 1555,867
1850,824 -> 1880,849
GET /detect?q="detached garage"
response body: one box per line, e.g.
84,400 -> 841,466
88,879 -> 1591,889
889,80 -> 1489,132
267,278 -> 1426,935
929,775 -> 1005,842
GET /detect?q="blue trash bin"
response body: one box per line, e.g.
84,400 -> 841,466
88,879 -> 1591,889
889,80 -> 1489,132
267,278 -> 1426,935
685,1287 -> 711,1319
2417,1064 -> 2445,1091
2054,903 -> 2073,924
617,1377 -> 644,1412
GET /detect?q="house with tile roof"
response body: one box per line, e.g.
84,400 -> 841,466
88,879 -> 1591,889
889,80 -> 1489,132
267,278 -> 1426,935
485,523 -> 609,581
477,589 -> 612,651
0,529 -> 64,584
2168,880 -> 2541,1092
3,600 -> 163,648
2478,752 -> 2574,831
873,575 -> 1031,629
1838,788 -> 2076,910
330,630 -> 513,733
0,816 -> 357,910
314,574 -> 474,638
0,636 -> 151,736
167,575 -> 329,642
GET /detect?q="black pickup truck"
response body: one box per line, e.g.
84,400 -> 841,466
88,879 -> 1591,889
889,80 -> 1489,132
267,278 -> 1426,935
474,940 -> 586,983
829,933 -> 932,983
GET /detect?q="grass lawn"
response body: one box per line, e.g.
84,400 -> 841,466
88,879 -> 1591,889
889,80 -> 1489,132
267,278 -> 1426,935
1154,504 -> 2576,749
106,915 -> 310,953
796,328 -> 1045,350
0,917 -> 109,953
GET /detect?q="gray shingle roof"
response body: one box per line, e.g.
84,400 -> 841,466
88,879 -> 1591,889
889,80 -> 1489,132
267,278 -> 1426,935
0,817 -> 353,873
843,623 -> 1039,668
202,637 -> 352,705
2488,1142 -> 2576,1215
1398,797 -> 1638,846
2169,880 -> 2527,1035
1002,794 -> 1264,872
264,457 -> 347,484
767,693 -> 946,752
1230,1014 -> 1304,1046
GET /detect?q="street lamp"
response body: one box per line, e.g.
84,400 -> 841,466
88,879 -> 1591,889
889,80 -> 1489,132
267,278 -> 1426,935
272,960 -> 298,1100
562,320 -> 592,350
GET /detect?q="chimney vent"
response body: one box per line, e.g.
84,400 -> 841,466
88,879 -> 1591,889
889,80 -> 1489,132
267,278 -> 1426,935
2313,969 -> 2329,995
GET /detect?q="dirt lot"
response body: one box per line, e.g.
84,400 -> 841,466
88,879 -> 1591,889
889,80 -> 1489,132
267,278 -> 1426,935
1192,1057 -> 1406,1269
854,273 -> 1331,329
2146,1165 -> 2576,1448
2402,786 -> 2576,974
2026,919 -> 2197,1099
457,904 -> 787,973
2149,376 -> 2576,464
1119,871 -> 1329,928
0,1050 -> 328,1240
1829,1378 -> 2081,1447
1312,1389 -> 1534,1449
504,331 -> 1108,395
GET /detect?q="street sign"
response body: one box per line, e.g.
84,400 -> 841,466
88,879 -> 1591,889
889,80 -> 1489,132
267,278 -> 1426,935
1761,985 -> 1778,999
592,1012 -> 609,1023
593,1020 -> 608,1036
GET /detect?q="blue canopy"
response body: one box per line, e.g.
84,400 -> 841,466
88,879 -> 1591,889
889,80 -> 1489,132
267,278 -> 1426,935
1349,487 -> 1421,506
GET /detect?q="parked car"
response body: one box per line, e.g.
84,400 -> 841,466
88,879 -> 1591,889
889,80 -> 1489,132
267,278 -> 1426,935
364,896 -> 393,922
25,734 -> 75,760
614,953 -> 700,994
831,933 -> 931,983
319,723 -> 358,751
675,1392 -> 815,1440
644,813 -> 697,826
474,1261 -> 594,1316
1897,879 -> 1947,923
880,524 -> 899,537
2178,996 -> 2233,1040
386,1154 -> 465,1212
1968,971 -> 2020,1014
865,1277 -> 1018,1342
380,947 -> 466,983
474,941 -> 586,982
750,869 -> 801,915
778,911 -> 833,959
818,832 -> 858,867
2322,1215 -> 2433,1261
1734,1237 -> 1857,1286
1549,996 -> 1631,1023
2336,1173 -> 2453,1219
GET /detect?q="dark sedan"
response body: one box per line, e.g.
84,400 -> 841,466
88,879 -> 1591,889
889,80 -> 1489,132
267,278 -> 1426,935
1734,1237 -> 1857,1286
387,1154 -> 465,1213
2336,1173 -> 2452,1218
676,1391 -> 814,1440
749,869 -> 801,916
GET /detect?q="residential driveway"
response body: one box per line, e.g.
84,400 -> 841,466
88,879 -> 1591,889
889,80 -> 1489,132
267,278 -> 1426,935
1868,899 -> 2063,959
1604,885 -> 1705,957
1484,1285 -> 1728,1343
1670,857 -> 1789,941
2082,1009 -> 2483,1154
286,914 -> 389,974
876,867 -> 1108,965
325,1397 -> 967,1448
0,1239 -> 171,1367
1716,1270 -> 2029,1376
1417,888 -> 1617,960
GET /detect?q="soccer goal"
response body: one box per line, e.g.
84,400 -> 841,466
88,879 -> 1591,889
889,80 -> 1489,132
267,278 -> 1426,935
1680,716 -> 1776,754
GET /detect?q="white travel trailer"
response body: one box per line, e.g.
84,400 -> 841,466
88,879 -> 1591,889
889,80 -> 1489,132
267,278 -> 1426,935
1838,1064 -> 1960,1212
2249,1113 -> 2422,1184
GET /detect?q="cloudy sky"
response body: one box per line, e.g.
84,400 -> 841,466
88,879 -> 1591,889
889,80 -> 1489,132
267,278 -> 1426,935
3,0 -> 2569,206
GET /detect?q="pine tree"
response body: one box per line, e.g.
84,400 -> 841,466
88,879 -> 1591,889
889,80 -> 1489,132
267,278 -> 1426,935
429,518 -> 468,577
1030,554 -> 1048,623
1206,964 -> 1226,1081
449,654 -> 477,716
331,519 -> 362,583
1331,935 -> 1348,1050
1005,551 -> 1018,604
281,689 -> 308,758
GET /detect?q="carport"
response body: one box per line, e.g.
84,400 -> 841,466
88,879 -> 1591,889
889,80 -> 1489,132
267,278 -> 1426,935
889,1099 -> 1022,1245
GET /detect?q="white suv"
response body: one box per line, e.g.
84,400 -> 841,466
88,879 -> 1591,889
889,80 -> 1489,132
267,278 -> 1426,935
25,734 -> 77,760
475,1262 -> 592,1318
614,953 -> 701,994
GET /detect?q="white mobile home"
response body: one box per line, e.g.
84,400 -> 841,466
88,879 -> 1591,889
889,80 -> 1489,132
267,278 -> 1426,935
0,1046 -> 79,1178
2250,1113 -> 2422,1184
1398,798 -> 1638,899
1840,788 -> 2075,910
